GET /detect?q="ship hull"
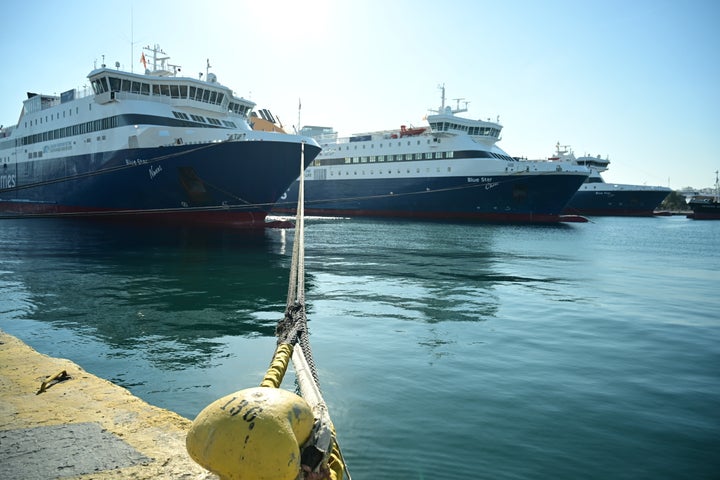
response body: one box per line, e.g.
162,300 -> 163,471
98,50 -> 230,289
563,188 -> 671,216
273,173 -> 588,223
0,141 -> 320,227
687,200 -> 720,220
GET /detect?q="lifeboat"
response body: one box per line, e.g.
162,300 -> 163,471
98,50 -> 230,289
399,124 -> 427,137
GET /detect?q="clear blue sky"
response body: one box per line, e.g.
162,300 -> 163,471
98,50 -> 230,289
2,0 -> 718,189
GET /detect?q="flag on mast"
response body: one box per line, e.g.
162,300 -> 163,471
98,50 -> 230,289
140,52 -> 147,70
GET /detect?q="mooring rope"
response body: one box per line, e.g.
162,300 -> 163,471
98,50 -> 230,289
268,142 -> 350,479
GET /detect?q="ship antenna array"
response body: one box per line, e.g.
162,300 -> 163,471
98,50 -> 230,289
430,83 -> 469,115
452,98 -> 469,114
143,44 -> 169,72
430,83 -> 446,114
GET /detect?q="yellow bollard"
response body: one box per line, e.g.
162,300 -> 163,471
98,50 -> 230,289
187,386 -> 315,480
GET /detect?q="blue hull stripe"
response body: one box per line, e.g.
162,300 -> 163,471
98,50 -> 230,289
273,174 -> 587,222
0,141 -> 320,225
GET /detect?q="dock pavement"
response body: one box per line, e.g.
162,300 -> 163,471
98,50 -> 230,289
0,329 -> 217,480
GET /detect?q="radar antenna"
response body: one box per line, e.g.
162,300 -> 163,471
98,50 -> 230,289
429,84 -> 469,115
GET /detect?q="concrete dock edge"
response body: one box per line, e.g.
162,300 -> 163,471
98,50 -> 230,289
0,329 -> 217,479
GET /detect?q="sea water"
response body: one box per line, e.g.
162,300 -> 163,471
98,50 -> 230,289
1,216 -> 718,479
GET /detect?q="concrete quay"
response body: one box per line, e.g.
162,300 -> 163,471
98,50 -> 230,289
0,329 -> 217,480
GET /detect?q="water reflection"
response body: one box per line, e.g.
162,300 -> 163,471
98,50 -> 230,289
1,219 -> 293,369
300,218 -> 552,323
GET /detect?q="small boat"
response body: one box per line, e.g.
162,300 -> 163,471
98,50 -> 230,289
0,44 -> 320,227
273,86 -> 590,223
539,143 -> 672,216
398,125 -> 427,137
687,171 -> 720,220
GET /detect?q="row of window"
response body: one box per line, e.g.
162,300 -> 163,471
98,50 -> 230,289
312,149 -> 515,167
171,111 -> 236,128
318,166 -> 453,177
93,76 -> 226,106
23,106 -> 80,129
0,113 -> 231,151
90,75 -> 251,117
429,121 -> 501,138
18,105 -> 239,140
333,137 -> 429,151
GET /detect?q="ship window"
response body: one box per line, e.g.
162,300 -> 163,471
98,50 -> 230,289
189,87 -> 197,99
130,81 -> 141,94
170,85 -> 181,98
179,85 -> 188,98
161,85 -> 171,97
202,90 -> 210,102
109,77 -> 121,92
121,79 -> 131,92
141,83 -> 150,95
209,91 -> 217,104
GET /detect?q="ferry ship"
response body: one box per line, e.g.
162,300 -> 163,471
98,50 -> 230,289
273,87 -> 589,223
0,45 -> 320,227
540,144 -> 672,216
687,171 -> 720,220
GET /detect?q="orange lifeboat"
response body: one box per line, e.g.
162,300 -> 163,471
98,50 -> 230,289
399,125 -> 427,137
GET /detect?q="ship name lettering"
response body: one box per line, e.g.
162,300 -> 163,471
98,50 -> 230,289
0,174 -> 16,189
149,165 -> 163,179
468,177 -> 494,184
125,158 -> 148,166
484,182 -> 499,190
